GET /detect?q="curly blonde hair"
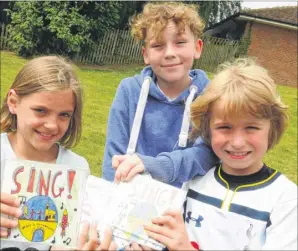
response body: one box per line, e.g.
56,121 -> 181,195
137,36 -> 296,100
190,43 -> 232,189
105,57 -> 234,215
130,2 -> 205,43
1,55 -> 83,149
191,58 -> 288,150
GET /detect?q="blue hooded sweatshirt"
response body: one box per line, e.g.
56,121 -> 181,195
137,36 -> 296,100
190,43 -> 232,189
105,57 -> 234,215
102,66 -> 218,187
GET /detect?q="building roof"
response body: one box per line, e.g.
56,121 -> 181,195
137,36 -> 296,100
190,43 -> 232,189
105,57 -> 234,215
241,6 -> 297,26
206,6 -> 298,30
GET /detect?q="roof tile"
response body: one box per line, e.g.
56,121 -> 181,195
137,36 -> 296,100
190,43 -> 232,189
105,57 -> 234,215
242,6 -> 297,25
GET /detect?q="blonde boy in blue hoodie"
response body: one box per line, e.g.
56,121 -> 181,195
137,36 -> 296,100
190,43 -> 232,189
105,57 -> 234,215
103,2 -> 218,187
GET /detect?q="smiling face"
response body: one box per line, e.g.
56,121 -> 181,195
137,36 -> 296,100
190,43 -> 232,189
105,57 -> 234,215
210,99 -> 271,175
7,89 -> 75,161
142,21 -> 202,88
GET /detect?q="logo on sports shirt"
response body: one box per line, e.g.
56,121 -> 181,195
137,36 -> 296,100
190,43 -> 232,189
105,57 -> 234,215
185,211 -> 204,227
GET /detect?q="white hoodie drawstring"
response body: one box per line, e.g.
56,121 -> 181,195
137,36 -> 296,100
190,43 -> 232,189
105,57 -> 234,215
126,77 -> 152,155
127,79 -> 197,152
178,85 -> 198,147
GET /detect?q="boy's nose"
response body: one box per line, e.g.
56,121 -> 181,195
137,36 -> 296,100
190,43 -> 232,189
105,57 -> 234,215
230,132 -> 246,148
164,44 -> 176,58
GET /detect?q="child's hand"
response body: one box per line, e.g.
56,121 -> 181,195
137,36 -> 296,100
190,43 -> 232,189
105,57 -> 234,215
0,192 -> 22,237
77,222 -> 117,250
144,210 -> 196,251
112,154 -> 145,184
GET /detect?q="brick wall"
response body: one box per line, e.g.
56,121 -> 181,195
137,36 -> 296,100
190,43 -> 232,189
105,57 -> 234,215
247,22 -> 297,87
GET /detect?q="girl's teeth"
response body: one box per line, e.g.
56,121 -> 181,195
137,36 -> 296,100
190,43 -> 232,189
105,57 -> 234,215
229,152 -> 247,156
39,132 -> 52,137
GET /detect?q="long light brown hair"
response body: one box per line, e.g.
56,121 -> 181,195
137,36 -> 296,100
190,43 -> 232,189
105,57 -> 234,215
1,56 -> 83,148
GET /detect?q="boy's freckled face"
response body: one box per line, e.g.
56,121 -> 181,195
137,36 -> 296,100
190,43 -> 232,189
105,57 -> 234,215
11,90 -> 74,155
142,21 -> 202,86
210,100 -> 271,175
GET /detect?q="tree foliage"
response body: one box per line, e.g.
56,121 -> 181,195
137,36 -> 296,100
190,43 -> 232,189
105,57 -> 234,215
114,1 -> 242,30
117,1 -> 145,30
5,1 -> 123,57
5,1 -> 242,57
186,1 -> 242,28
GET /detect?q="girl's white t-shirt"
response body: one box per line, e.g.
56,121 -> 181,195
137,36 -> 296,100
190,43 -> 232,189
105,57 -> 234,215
0,133 -> 90,184
0,132 -> 90,250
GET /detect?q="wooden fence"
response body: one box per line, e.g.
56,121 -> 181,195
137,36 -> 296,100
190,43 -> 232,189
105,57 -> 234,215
0,23 -> 10,50
194,36 -> 240,72
73,29 -> 144,65
74,30 -> 240,72
0,23 -> 240,72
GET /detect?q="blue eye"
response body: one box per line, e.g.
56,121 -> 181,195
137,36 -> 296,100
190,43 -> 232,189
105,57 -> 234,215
33,108 -> 46,113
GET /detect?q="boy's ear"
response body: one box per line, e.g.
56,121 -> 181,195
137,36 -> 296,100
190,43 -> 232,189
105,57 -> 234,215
194,39 -> 203,59
142,47 -> 150,65
7,89 -> 19,114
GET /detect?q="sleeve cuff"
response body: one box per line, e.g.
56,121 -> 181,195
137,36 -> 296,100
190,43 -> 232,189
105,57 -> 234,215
137,154 -> 174,183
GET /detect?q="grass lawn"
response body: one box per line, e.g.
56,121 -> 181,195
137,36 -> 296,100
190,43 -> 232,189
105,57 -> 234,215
1,51 -> 297,183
